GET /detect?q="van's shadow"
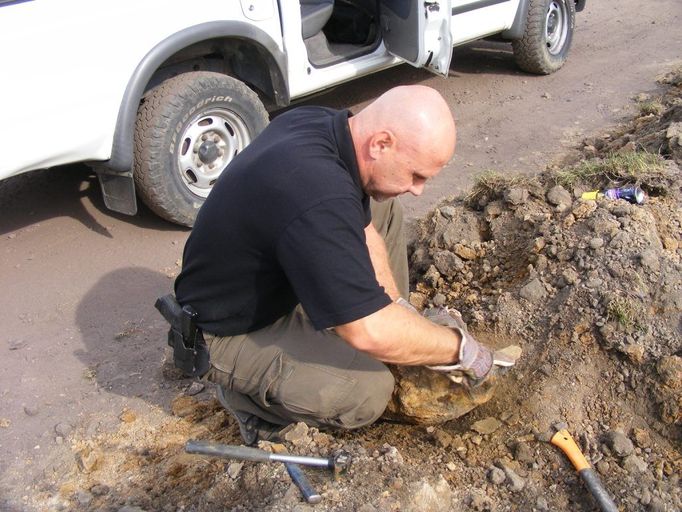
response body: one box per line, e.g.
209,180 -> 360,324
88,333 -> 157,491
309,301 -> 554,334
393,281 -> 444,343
74,267 -> 190,409
0,164 -> 182,236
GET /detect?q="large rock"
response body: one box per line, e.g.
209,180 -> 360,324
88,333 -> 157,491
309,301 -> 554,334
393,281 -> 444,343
383,366 -> 495,424
440,209 -> 482,248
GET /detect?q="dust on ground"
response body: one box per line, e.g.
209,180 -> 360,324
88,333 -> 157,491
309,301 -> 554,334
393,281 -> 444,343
18,70 -> 682,512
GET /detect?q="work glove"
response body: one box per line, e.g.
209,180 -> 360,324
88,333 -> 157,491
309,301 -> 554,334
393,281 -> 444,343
423,307 -> 521,388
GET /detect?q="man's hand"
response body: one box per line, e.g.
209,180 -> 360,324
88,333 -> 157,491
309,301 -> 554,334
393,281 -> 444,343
423,307 -> 521,387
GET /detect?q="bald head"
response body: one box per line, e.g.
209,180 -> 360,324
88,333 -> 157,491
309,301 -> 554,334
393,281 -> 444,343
348,85 -> 456,201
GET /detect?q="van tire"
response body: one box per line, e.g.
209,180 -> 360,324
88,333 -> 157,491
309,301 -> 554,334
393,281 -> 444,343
134,71 -> 269,226
512,0 -> 576,74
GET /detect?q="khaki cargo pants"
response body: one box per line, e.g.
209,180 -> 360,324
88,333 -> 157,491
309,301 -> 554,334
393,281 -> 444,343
203,198 -> 409,429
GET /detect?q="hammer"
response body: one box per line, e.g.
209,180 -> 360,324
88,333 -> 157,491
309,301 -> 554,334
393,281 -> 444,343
185,440 -> 351,474
550,429 -> 618,512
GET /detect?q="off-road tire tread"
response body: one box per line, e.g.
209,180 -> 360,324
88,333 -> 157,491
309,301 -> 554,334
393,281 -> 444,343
512,0 -> 575,75
134,72 -> 268,226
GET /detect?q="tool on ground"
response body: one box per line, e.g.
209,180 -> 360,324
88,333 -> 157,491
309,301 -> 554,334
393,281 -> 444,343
272,444 -> 322,504
185,440 -> 352,474
550,428 -> 618,512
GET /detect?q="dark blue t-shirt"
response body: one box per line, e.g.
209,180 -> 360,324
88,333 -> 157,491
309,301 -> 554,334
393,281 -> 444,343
175,107 -> 391,336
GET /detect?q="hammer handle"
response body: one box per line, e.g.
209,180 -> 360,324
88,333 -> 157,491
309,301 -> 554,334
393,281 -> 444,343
551,429 -> 618,512
579,468 -> 618,512
284,462 -> 322,504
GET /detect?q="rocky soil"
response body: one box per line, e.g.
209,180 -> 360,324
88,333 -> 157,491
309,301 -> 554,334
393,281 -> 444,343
22,71 -> 682,512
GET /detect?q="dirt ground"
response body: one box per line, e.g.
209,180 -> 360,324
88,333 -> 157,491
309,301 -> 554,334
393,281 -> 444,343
1,2 -> 681,511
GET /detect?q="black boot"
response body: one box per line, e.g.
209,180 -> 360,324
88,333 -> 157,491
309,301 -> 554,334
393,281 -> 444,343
216,386 -> 283,445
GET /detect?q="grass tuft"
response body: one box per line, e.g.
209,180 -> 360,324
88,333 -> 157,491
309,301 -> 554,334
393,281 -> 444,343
637,100 -> 664,116
465,171 -> 539,206
606,296 -> 644,331
554,151 -> 665,189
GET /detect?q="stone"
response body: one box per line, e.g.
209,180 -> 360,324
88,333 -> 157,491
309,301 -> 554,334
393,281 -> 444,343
441,211 -> 482,247
514,442 -> 534,465
454,244 -> 477,260
185,381 -> 205,396
90,484 -> 110,496
562,268 -> 580,285
381,444 -> 404,465
75,447 -> 102,473
589,237 -> 605,249
632,428 -> 652,448
311,431 -> 331,448
547,185 -> 572,208
622,454 -> 647,474
424,265 -> 441,288
519,278 -> 547,303
502,466 -> 526,492
283,422 -> 310,447
433,251 -> 463,277
432,293 -> 446,307
596,460 -> 610,475
487,466 -> 506,485
606,431 -> 634,457
662,237 -> 679,251
432,430 -> 453,448
409,292 -> 428,311
8,339 -> 27,350
439,206 -> 457,219
227,462 -> 243,479
572,201 -> 597,219
471,417 -> 502,435
639,249 -> 660,272
54,422 -> 73,437
171,395 -> 197,417
484,201 -> 504,219
118,507 -> 147,512
406,477 -> 452,512
505,188 -> 529,206
666,121 -> 682,145
657,355 -> 682,388
384,364 -> 496,424
23,405 -> 39,416
76,491 -> 93,506
623,343 -> 646,364
469,493 -> 493,512
535,497 -> 549,512
648,497 -> 666,512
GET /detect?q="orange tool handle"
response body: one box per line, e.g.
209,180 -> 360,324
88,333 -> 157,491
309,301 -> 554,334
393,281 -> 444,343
550,429 -> 590,471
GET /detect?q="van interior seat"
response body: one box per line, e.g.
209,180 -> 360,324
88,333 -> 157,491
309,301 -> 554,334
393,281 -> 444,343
300,0 -> 335,39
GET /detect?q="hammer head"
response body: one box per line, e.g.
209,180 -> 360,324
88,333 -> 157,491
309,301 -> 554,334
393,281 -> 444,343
332,451 -> 352,475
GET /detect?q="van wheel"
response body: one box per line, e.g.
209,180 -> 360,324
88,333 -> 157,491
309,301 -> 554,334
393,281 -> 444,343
134,71 -> 269,226
512,0 -> 576,75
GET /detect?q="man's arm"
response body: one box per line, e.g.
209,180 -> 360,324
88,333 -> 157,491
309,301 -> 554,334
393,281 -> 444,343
334,303 -> 461,365
365,222 -> 401,300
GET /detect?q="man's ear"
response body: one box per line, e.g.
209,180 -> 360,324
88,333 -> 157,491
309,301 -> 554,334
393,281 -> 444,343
368,130 -> 395,159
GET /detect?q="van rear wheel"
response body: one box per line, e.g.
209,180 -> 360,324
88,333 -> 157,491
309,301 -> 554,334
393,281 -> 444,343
134,71 -> 269,226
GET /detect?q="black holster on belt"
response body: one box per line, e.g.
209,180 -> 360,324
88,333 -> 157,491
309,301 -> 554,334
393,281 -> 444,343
154,293 -> 210,378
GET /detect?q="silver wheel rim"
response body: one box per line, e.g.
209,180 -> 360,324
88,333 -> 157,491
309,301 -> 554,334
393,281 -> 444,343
176,108 -> 251,198
545,1 -> 568,55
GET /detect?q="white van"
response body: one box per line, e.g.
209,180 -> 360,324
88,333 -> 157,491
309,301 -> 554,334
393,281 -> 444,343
0,0 -> 585,225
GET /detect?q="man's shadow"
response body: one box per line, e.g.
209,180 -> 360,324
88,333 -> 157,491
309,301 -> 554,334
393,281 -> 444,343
74,267 -> 190,409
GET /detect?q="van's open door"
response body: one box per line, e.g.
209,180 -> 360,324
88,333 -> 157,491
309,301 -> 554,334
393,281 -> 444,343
380,0 -> 452,77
